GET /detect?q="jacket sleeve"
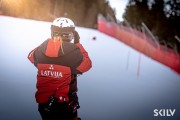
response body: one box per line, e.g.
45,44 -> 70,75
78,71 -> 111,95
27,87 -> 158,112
27,47 -> 38,67
28,48 -> 36,63
76,43 -> 92,73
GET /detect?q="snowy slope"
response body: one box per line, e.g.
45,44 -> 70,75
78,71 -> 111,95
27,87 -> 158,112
0,16 -> 180,120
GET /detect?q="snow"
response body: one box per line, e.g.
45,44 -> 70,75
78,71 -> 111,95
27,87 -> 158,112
0,16 -> 180,120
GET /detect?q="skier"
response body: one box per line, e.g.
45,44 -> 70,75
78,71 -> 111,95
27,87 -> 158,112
28,17 -> 92,120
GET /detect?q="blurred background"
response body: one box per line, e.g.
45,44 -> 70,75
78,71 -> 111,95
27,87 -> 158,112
0,1 -> 180,120
0,0 -> 180,53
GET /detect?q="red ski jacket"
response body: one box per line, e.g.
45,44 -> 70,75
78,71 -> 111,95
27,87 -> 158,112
28,39 -> 92,103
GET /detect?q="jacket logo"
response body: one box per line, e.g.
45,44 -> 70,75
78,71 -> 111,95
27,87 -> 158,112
49,65 -> 54,70
40,65 -> 63,78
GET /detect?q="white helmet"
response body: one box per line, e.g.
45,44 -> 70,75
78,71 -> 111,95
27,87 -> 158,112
51,17 -> 75,42
52,17 -> 75,28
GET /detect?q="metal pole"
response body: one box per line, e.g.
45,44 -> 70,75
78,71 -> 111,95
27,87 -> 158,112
137,53 -> 141,79
124,18 -> 135,35
141,22 -> 160,49
126,50 -> 130,70
173,36 -> 180,64
175,35 -> 180,43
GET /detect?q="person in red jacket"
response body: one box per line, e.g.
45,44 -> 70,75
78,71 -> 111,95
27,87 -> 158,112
28,17 -> 92,120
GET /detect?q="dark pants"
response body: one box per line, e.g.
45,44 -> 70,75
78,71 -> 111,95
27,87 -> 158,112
38,102 -> 78,120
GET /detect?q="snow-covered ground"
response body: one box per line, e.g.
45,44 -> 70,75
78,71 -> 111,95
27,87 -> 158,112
0,16 -> 180,120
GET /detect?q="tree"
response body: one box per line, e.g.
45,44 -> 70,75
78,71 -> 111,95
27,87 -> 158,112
123,0 -> 150,26
0,0 -> 116,28
123,0 -> 180,52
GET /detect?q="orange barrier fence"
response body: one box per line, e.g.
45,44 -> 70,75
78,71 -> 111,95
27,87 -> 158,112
98,17 -> 180,74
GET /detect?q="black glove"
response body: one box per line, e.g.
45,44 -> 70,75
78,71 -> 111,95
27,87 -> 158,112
66,93 -> 80,113
73,31 -> 80,44
66,100 -> 80,113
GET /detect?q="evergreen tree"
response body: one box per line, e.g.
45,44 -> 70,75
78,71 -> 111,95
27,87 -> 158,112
123,0 -> 180,52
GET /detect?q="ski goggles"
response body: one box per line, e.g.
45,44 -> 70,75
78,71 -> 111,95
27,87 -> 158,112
61,32 -> 74,40
52,31 -> 74,40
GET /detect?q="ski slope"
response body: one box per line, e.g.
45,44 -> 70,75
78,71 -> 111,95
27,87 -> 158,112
0,16 -> 180,120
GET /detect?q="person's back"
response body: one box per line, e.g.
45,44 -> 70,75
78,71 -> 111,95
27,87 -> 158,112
28,17 -> 92,120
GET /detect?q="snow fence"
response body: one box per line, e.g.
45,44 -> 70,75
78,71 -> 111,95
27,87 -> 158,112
98,16 -> 180,74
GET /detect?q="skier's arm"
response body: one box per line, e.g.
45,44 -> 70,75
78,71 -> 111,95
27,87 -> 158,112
28,47 -> 38,67
73,30 -> 92,73
76,43 -> 92,73
28,48 -> 36,63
